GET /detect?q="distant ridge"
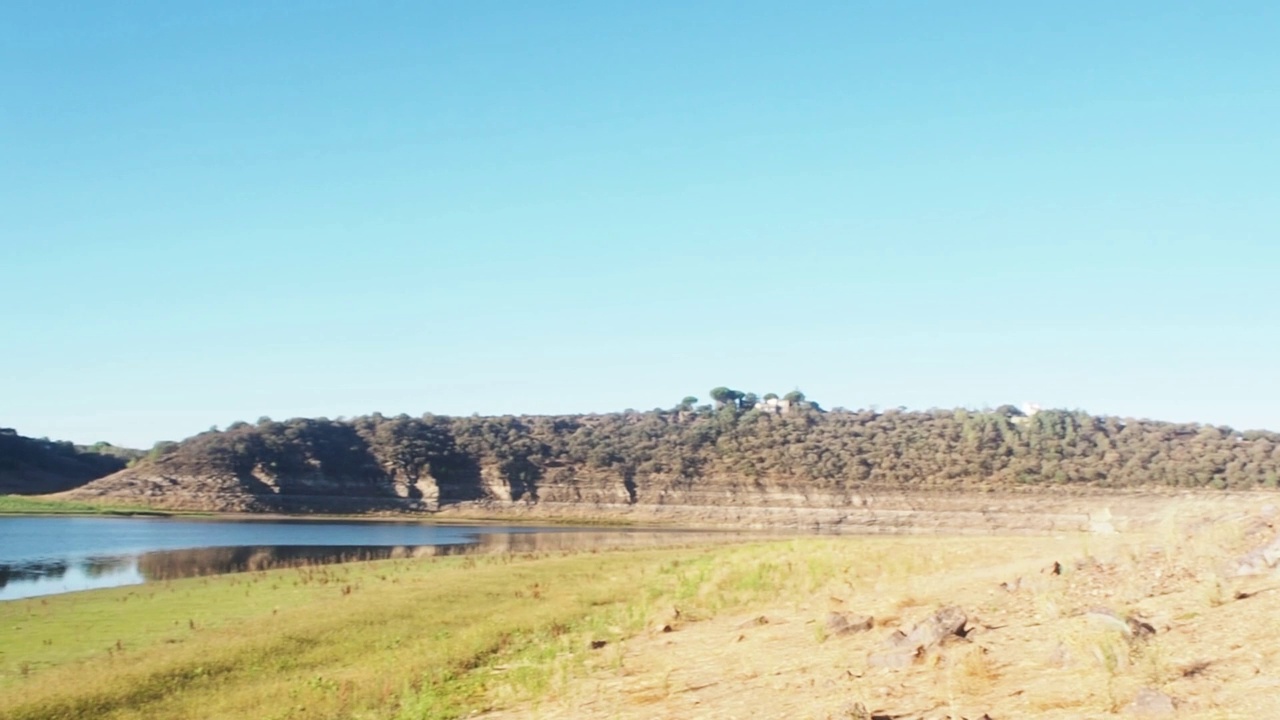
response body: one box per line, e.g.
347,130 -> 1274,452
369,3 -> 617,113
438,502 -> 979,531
0,428 -> 141,495
58,391 -> 1280,516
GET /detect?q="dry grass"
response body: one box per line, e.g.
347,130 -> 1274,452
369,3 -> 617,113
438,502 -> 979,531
6,498 -> 1279,719
478,500 -> 1280,719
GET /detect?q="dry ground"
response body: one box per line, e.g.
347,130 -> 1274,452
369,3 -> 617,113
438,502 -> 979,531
480,501 -> 1280,720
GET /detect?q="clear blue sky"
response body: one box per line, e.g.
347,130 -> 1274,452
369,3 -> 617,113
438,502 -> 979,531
3,1 -> 1277,448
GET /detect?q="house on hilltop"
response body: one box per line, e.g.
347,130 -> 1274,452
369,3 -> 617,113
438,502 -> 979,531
757,396 -> 793,415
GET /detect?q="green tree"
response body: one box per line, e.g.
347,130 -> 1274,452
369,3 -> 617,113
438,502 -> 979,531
709,387 -> 744,408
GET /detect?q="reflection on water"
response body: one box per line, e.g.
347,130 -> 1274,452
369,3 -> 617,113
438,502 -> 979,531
0,557 -> 141,600
0,528 -> 734,601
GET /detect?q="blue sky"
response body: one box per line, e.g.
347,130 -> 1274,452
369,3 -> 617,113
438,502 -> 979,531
3,1 -> 1278,447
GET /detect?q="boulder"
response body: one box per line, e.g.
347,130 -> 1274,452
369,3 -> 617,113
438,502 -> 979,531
888,606 -> 967,649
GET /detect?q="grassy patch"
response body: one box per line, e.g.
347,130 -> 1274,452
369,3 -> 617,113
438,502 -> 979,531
0,542 -> 725,719
0,495 -> 170,516
0,536 -> 967,720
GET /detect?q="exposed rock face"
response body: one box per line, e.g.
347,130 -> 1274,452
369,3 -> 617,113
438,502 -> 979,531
37,404 -> 1280,528
60,459 -> 1267,534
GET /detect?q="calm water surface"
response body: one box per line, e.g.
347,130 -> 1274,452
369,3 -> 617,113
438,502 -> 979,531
0,516 -> 702,601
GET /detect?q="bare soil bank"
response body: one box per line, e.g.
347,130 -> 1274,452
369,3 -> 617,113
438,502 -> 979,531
430,490 -> 1265,536
479,498 -> 1280,719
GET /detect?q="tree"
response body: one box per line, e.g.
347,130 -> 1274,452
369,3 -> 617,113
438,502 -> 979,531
783,390 -> 806,404
763,393 -> 779,401
709,387 -> 742,408
741,393 -> 759,410
678,396 -> 699,411
993,405 -> 1025,418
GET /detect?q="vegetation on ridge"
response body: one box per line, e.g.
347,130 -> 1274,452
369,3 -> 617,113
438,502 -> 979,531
0,429 -> 142,495
113,389 -> 1280,499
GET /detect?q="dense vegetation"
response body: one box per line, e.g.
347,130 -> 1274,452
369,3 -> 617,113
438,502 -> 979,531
130,389 -> 1280,496
0,429 -> 142,494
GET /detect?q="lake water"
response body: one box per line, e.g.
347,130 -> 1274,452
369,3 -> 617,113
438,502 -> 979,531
0,516 -> 715,601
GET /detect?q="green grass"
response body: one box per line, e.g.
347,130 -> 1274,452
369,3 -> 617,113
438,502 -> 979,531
0,495 -> 171,516
0,536 -> 978,720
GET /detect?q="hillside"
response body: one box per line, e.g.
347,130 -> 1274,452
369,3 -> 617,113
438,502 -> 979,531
61,390 -> 1280,517
0,428 -> 141,495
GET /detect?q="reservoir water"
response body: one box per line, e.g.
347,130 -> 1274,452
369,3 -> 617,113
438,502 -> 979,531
0,516 -> 709,601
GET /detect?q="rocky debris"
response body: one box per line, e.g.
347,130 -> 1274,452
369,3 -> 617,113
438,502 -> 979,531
826,612 -> 874,636
1124,688 -> 1176,716
888,606 -> 968,649
1235,532 -> 1280,576
736,615 -> 770,629
1043,560 -> 1062,575
589,639 -> 607,649
868,607 -> 967,670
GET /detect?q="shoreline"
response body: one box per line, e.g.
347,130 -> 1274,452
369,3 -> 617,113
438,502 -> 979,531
4,487 -> 1275,533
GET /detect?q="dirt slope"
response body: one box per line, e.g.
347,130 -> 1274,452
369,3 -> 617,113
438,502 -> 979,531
480,500 -> 1280,719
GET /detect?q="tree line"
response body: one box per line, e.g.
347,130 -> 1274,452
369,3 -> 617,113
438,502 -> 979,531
0,428 -> 141,494
131,389 -> 1280,494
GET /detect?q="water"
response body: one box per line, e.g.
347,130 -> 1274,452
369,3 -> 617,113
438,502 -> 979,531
0,516 -> 709,601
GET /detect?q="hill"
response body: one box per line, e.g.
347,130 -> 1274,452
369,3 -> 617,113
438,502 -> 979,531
0,428 -> 142,495
60,390 -> 1280,517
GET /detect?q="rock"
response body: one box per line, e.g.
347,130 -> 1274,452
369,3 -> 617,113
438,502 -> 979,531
890,606 -> 967,649
1124,688 -> 1176,716
826,612 -> 874,636
866,646 -> 922,669
870,607 -> 967,670
737,615 -> 770,629
1236,533 -> 1280,576
589,639 -> 607,649
1043,560 -> 1063,575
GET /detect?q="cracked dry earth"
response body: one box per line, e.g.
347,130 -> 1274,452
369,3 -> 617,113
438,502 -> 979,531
480,505 -> 1280,719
